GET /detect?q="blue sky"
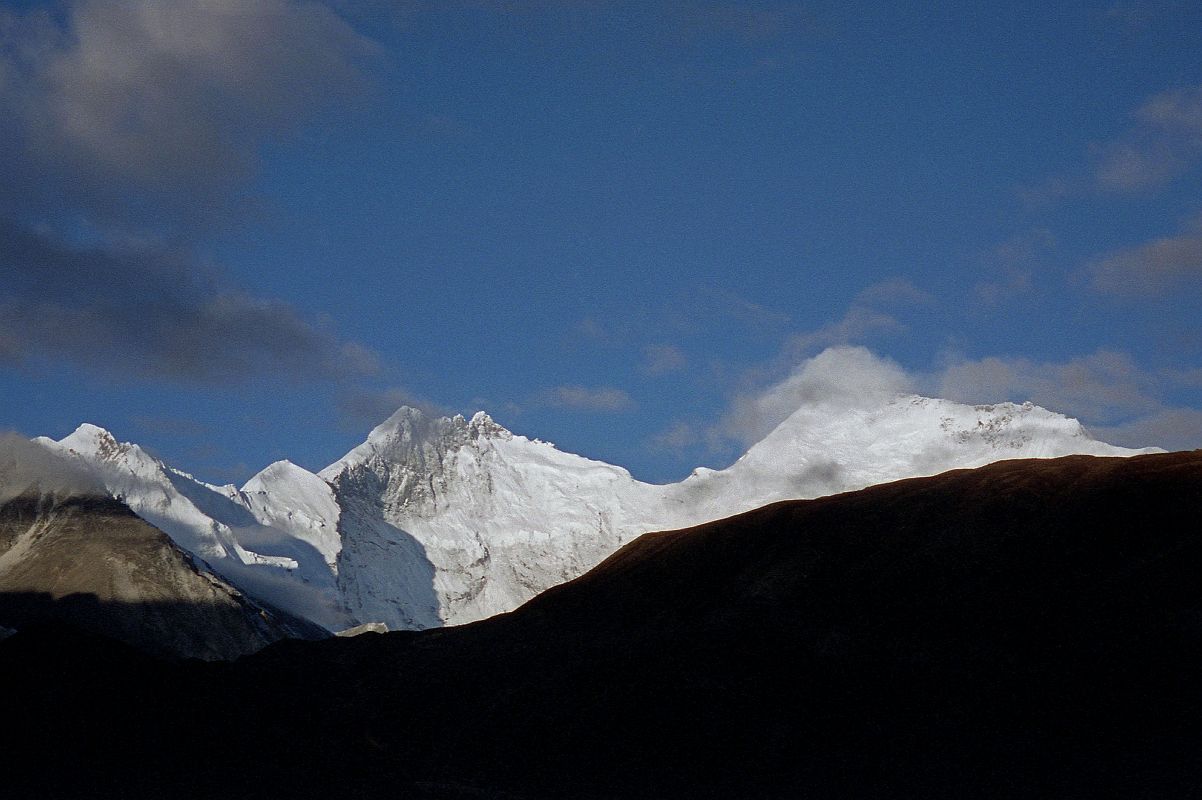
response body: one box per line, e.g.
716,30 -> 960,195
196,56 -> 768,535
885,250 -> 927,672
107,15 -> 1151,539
2,0 -> 1200,484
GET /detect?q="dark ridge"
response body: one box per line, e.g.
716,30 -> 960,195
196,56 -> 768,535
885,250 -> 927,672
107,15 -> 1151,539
2,451 -> 1201,798
0,591 -> 323,661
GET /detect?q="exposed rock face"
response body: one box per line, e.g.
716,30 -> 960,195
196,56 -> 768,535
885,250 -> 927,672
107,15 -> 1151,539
0,491 -> 326,660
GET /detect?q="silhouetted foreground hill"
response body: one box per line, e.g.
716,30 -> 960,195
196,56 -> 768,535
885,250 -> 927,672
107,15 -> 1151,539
2,452 -> 1201,798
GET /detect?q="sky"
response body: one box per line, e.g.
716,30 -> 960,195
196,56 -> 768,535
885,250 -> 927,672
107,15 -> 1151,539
1,0 -> 1200,485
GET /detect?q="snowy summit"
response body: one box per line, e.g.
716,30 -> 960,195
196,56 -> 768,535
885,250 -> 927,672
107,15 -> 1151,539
25,384 -> 1157,632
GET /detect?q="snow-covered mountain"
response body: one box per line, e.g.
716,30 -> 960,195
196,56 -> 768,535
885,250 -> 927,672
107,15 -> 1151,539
320,408 -> 676,628
26,393 -> 1159,632
34,425 -> 353,630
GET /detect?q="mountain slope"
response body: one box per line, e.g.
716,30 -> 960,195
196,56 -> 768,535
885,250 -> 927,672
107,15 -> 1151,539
30,390 -> 1159,631
2,451 -> 1200,798
311,396 -> 1157,627
0,490 -> 326,660
320,408 -> 674,627
674,395 -> 1150,517
36,425 -> 353,630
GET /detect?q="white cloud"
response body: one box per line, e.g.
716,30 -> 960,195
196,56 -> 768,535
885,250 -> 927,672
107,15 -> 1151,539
933,349 -> 1202,451
337,386 -> 444,430
937,349 -> 1161,422
646,420 -> 699,453
706,344 -> 1198,454
0,433 -> 106,503
973,229 -> 1052,304
697,287 -> 793,330
0,220 -> 380,384
1023,84 -> 1202,201
715,346 -> 914,446
785,305 -> 903,356
0,2 -> 386,387
574,317 -> 611,342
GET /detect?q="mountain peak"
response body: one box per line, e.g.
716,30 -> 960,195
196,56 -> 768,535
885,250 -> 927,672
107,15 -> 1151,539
738,392 -> 1159,480
326,406 -> 514,476
57,423 -> 125,461
242,459 -> 312,492
67,422 -> 115,441
362,406 -> 437,446
468,410 -> 511,441
323,407 -> 462,479
382,404 -> 428,424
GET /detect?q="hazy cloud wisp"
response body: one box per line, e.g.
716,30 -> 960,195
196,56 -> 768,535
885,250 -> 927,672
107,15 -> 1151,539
937,350 -> 1161,423
336,387 -> 446,430
1094,84 -> 1202,192
784,278 -> 934,359
544,385 -> 635,412
0,433 -> 106,504
642,344 -> 687,375
1086,213 -> 1202,294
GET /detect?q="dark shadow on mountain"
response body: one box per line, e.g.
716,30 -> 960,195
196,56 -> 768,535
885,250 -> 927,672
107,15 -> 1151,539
0,591 -> 326,661
163,469 -> 341,595
0,492 -> 329,661
164,469 -> 261,528
2,452 -> 1202,799
331,467 -> 441,629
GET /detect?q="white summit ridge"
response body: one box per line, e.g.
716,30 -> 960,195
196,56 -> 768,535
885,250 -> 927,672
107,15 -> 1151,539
26,363 -> 1159,632
34,424 -> 351,630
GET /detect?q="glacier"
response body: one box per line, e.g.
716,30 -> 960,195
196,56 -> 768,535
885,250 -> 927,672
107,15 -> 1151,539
27,392 -> 1159,632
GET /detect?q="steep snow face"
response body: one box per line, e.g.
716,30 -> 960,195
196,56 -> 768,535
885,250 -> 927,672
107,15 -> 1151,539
37,426 -> 352,631
317,399 -> 1160,628
239,460 -> 341,571
321,409 -> 673,627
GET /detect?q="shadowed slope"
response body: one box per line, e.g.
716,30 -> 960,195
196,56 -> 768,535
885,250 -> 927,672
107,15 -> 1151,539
2,452 -> 1201,798
330,450 -> 1202,798
0,492 -> 327,660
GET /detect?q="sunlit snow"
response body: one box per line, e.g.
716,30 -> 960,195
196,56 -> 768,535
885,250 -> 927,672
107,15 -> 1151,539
35,396 -> 1158,632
